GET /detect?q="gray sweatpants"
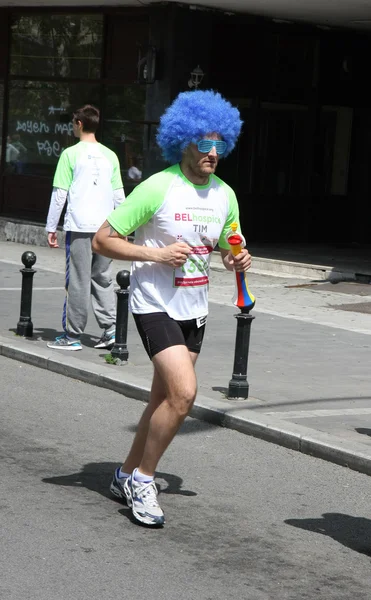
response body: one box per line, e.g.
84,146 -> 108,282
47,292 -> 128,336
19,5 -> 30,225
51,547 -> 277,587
62,231 -> 116,337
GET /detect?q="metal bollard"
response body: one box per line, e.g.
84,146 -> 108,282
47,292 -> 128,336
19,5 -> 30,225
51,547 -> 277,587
16,251 -> 37,338
110,269 -> 130,363
228,306 -> 255,399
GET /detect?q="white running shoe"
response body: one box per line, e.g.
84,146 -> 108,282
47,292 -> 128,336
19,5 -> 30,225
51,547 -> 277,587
124,471 -> 165,526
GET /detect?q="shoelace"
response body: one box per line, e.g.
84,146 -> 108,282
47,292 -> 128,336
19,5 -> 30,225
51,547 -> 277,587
135,481 -> 159,507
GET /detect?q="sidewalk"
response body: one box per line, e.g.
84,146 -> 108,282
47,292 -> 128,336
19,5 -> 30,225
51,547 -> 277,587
2,240 -> 371,478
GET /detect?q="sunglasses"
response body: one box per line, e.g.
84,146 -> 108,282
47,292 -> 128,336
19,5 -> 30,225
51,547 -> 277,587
197,139 -> 227,155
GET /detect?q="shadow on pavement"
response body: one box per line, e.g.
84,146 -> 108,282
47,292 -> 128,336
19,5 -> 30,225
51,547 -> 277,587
212,386 -> 228,396
285,513 -> 371,557
356,428 -> 371,438
42,461 -> 197,499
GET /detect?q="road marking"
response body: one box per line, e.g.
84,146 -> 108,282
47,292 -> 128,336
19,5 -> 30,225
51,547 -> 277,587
0,259 -> 64,274
0,259 -> 26,266
0,287 -> 65,291
266,408 -> 371,419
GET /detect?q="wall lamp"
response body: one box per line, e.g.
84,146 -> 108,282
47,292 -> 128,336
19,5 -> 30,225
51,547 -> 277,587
188,65 -> 204,89
137,46 -> 157,84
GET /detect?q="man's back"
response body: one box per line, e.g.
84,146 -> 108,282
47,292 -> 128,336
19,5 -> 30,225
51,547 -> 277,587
54,141 -> 122,232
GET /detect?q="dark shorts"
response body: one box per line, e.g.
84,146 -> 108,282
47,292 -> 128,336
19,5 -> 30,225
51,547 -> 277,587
133,312 -> 206,359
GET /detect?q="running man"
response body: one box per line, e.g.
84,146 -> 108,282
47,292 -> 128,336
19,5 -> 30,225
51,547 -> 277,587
46,105 -> 125,351
92,90 -> 251,526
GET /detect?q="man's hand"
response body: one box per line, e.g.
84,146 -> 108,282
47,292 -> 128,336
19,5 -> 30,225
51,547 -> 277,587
47,232 -> 59,248
225,248 -> 252,272
159,242 -> 192,267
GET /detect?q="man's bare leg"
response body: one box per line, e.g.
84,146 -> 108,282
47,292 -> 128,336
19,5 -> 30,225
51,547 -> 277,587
137,345 -> 198,477
122,348 -> 197,474
121,369 -> 165,474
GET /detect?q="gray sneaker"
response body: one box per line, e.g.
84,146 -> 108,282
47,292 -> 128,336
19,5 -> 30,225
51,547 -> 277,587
94,329 -> 115,349
47,334 -> 82,351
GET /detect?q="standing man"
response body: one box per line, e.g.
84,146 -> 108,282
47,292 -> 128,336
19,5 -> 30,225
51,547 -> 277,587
46,105 -> 125,351
93,90 -> 251,526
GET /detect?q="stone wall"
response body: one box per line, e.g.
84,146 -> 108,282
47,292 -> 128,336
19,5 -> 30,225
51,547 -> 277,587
0,217 -> 66,249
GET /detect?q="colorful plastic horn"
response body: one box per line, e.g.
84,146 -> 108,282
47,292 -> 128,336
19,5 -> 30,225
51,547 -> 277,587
226,222 -> 255,310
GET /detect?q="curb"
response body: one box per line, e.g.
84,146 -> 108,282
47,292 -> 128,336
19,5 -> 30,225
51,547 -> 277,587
210,257 -> 367,282
1,335 -> 371,477
2,216 -> 370,282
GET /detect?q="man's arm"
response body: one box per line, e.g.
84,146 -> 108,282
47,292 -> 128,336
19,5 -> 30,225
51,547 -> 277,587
45,187 -> 68,248
46,149 -> 73,248
111,153 -> 125,208
92,220 -> 192,267
220,248 -> 252,272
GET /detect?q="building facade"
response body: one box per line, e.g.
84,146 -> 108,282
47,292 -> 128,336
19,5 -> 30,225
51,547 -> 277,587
0,3 -> 370,243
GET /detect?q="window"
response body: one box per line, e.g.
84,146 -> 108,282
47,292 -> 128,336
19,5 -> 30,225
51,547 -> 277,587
6,80 -> 100,175
105,16 -> 148,81
0,82 -> 4,168
11,14 -> 103,79
256,103 -> 310,196
102,85 -> 148,186
313,106 -> 352,196
1,8 -> 152,225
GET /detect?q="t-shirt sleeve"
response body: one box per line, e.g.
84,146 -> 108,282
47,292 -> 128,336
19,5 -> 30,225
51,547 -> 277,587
107,171 -> 170,236
53,150 -> 73,190
218,185 -> 241,250
111,154 -> 123,190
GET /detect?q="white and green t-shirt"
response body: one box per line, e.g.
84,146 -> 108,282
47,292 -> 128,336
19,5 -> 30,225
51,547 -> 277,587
108,164 -> 240,320
53,141 -> 123,232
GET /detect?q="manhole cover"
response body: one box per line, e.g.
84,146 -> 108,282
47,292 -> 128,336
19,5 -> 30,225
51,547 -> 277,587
287,281 -> 371,296
329,301 -> 371,314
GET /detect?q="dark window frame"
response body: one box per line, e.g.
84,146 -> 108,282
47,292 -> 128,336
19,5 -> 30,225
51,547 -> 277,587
1,8 -> 156,182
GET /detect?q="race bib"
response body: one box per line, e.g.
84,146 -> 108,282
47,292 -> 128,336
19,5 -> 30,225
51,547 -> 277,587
173,245 -> 211,288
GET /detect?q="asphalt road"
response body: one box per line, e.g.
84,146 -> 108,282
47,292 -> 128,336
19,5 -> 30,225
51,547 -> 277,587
1,355 -> 371,599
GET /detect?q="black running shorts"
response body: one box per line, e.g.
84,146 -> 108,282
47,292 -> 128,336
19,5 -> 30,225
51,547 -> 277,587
133,312 -> 206,359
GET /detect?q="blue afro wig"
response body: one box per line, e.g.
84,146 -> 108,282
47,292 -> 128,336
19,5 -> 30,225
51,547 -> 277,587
156,90 -> 243,164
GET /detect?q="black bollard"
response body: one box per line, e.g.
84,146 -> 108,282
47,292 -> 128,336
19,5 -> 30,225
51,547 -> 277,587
111,269 -> 130,363
228,307 -> 255,399
16,251 -> 37,338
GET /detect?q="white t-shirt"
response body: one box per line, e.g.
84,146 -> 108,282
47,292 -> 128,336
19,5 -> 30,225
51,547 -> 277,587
49,141 -> 123,232
107,164 -> 240,320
